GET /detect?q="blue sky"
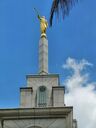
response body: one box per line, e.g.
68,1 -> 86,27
0,0 -> 96,108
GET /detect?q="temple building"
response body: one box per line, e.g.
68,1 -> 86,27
0,17 -> 77,128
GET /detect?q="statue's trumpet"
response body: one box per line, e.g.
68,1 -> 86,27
33,8 -> 40,19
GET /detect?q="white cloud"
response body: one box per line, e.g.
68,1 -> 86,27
63,57 -> 96,128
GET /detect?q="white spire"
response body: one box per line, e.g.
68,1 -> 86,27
39,36 -> 48,74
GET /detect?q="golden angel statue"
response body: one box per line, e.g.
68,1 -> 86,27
38,15 -> 48,37
34,8 -> 48,37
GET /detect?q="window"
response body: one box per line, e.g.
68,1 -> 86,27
37,86 -> 47,107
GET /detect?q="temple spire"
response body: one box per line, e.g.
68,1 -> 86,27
37,15 -> 48,74
39,36 -> 48,74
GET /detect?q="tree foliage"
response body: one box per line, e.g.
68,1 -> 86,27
49,0 -> 78,26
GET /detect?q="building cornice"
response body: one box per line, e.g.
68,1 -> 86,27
0,107 -> 73,120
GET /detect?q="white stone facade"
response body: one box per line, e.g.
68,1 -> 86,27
0,36 -> 77,128
20,74 -> 65,108
0,107 -> 74,128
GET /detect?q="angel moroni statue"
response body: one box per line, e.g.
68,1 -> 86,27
38,15 -> 48,38
34,8 -> 48,37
